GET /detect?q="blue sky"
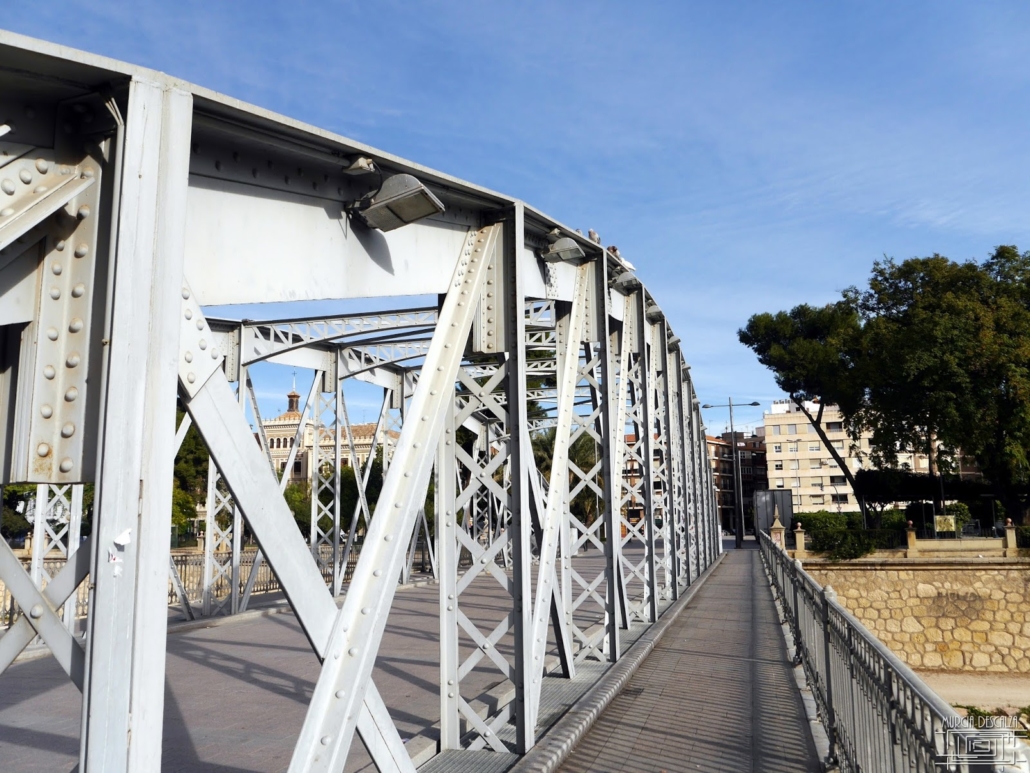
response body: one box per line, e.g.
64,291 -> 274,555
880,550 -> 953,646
6,1 -> 1030,432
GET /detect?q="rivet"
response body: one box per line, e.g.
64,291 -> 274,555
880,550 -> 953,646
361,607 -> 370,614
385,534 -> 393,541
187,373 -> 196,383
55,240 -> 66,251
37,443 -> 50,457
447,691 -> 455,698
71,283 -> 85,298
50,287 -> 61,300
184,309 -> 193,320
29,604 -> 44,619
348,647 -> 358,656
182,287 -> 190,299
46,327 -> 58,341
335,689 -> 346,698
373,569 -> 382,577
33,184 -> 48,194
447,604 -> 453,611
0,208 -> 13,217
52,263 -> 63,276
61,423 -> 75,438
184,352 -> 193,363
199,339 -> 207,350
196,320 -> 204,330
211,350 -> 219,359
43,365 -> 56,379
74,244 -> 88,258
35,158 -> 48,174
320,735 -> 331,746
40,404 -> 53,419
77,205 -> 90,219
19,169 -> 32,185
59,458 -> 73,473
64,387 -> 78,402
83,168 -> 95,179
1,179 -> 14,195
66,353 -> 80,368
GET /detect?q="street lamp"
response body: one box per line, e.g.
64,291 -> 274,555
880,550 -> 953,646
701,398 -> 761,549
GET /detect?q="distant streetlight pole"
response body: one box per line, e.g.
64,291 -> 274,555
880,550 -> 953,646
702,398 -> 761,549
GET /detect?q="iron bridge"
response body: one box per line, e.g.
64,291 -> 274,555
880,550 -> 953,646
0,30 -> 720,773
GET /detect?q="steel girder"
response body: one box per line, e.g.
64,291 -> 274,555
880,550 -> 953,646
0,30 -> 721,773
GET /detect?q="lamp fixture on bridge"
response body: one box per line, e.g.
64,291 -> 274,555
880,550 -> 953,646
348,173 -> 446,232
539,229 -> 586,263
645,302 -> 664,323
612,271 -> 641,293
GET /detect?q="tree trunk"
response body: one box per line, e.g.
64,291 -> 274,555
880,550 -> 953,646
792,396 -> 867,523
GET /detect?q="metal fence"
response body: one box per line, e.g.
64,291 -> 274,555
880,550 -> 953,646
759,529 -> 1030,773
0,556 -> 90,629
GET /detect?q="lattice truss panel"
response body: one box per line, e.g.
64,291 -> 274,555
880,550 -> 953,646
311,376 -> 342,584
645,323 -> 674,605
439,362 -> 519,753
203,457 -> 239,616
614,315 -> 655,626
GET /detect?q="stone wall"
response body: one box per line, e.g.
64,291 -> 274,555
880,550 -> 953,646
805,559 -> 1030,672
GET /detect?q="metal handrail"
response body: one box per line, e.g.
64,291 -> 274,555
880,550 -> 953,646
758,529 -> 1030,773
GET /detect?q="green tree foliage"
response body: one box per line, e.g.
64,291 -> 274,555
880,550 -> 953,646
284,482 -> 311,534
170,485 -> 197,533
738,302 -> 864,496
741,247 -> 1030,522
173,405 -> 210,521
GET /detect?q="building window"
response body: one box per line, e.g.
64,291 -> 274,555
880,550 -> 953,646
293,461 -> 302,475
788,443 -> 798,453
772,425 -> 781,436
809,443 -> 820,452
811,495 -> 824,505
789,460 -> 799,470
832,439 -> 845,450
773,444 -> 782,453
810,459 -> 823,469
827,422 -> 843,432
791,478 -> 800,488
775,478 -> 784,489
787,423 -> 797,434
831,493 -> 849,504
774,461 -> 783,470
811,478 -> 823,489
829,475 -> 846,486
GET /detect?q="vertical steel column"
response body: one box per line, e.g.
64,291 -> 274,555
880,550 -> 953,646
596,258 -> 623,659
504,204 -> 535,752
436,395 -> 459,750
635,295 -> 659,622
81,79 -> 192,773
654,324 -> 676,600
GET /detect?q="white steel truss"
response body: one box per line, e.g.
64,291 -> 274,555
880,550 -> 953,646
0,33 -> 721,773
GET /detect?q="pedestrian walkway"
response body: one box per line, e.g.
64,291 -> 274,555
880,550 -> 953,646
560,545 -> 820,773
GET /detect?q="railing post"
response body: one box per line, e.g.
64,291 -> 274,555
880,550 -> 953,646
1004,518 -> 1017,557
821,584 -> 838,765
906,521 -> 919,558
794,521 -> 807,559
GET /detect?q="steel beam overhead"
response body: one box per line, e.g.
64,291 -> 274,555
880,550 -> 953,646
0,29 -> 720,773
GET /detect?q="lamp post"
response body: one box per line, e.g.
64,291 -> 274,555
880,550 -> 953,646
702,399 -> 761,549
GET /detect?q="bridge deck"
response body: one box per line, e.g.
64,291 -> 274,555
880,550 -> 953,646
0,545 -> 815,772
560,544 -> 820,773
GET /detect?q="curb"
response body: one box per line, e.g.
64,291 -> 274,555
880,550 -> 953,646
508,553 -> 726,773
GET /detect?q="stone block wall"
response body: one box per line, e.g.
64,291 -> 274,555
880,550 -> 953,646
805,560 -> 1030,672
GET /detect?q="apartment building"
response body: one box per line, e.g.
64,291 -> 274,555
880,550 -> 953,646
706,431 -> 767,532
761,399 -> 941,513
